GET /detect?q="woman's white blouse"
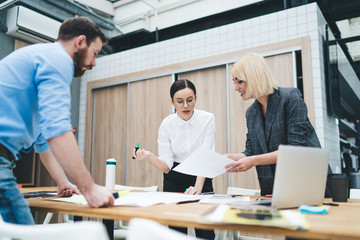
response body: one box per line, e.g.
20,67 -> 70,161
158,109 -> 215,169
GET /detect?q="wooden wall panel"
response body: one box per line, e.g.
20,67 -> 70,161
14,39 -> 30,50
300,38 -> 315,127
179,66 -> 228,194
85,38 -> 313,195
92,85 -> 127,186
228,53 -> 294,190
265,53 -> 294,88
127,76 -> 172,190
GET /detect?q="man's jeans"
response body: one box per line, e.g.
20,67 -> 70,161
0,156 -> 35,224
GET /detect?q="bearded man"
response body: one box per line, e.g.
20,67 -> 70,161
0,16 -> 114,224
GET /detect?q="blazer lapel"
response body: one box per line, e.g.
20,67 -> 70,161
264,90 -> 280,143
252,101 -> 268,153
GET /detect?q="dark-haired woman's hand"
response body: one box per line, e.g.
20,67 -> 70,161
132,148 -> 152,160
184,185 -> 202,195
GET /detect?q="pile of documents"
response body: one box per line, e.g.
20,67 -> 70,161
203,205 -> 309,230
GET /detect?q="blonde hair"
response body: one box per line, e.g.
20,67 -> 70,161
231,53 -> 278,99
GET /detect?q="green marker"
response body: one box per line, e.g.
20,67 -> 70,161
132,142 -> 140,159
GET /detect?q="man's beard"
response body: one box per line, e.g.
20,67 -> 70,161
73,48 -> 92,77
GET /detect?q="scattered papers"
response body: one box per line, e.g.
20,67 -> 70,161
51,194 -> 87,204
199,195 -> 251,204
203,205 -> 309,230
173,147 -> 234,178
114,192 -> 203,207
50,192 -> 207,207
114,185 -> 158,192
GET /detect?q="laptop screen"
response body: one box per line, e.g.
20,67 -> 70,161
271,145 -> 329,209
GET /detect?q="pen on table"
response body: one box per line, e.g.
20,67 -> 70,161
323,202 -> 339,206
230,194 -> 243,197
132,142 -> 140,159
177,199 -> 200,204
201,191 -> 215,195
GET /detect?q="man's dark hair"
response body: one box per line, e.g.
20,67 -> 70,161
57,16 -> 108,45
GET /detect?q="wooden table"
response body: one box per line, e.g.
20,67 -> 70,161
24,187 -> 360,240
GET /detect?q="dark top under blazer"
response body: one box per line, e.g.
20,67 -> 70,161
243,87 -> 321,195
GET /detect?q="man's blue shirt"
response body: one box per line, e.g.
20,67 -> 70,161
0,42 -> 74,160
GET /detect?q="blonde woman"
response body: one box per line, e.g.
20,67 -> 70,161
225,53 -> 324,196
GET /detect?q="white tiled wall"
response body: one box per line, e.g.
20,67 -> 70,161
315,8 -> 338,171
79,3 -> 341,170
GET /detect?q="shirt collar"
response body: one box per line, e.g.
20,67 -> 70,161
175,109 -> 197,127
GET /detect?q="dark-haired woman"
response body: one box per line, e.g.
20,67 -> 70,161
133,79 -> 215,239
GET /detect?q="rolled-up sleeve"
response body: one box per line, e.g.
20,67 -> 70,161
34,133 -> 50,153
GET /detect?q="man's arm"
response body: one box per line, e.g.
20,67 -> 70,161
39,148 -> 80,197
48,130 -> 114,207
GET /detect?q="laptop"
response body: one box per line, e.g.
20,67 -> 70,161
256,145 -> 330,209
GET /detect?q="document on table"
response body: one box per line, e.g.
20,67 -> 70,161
114,192 -> 203,207
50,194 -> 87,204
199,195 -> 251,204
173,147 -> 234,178
202,204 -> 309,230
49,192 -> 206,207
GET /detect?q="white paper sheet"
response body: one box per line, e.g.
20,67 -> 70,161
114,192 -> 203,207
50,195 -> 87,204
50,192 -> 207,207
172,147 -> 234,178
199,195 -> 251,204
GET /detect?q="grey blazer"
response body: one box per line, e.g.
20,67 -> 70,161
243,87 -> 321,195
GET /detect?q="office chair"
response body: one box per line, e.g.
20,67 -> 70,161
0,215 -> 109,240
127,218 -> 198,240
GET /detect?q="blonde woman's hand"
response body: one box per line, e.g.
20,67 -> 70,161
225,156 -> 255,173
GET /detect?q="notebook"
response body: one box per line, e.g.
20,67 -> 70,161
254,145 -> 330,209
